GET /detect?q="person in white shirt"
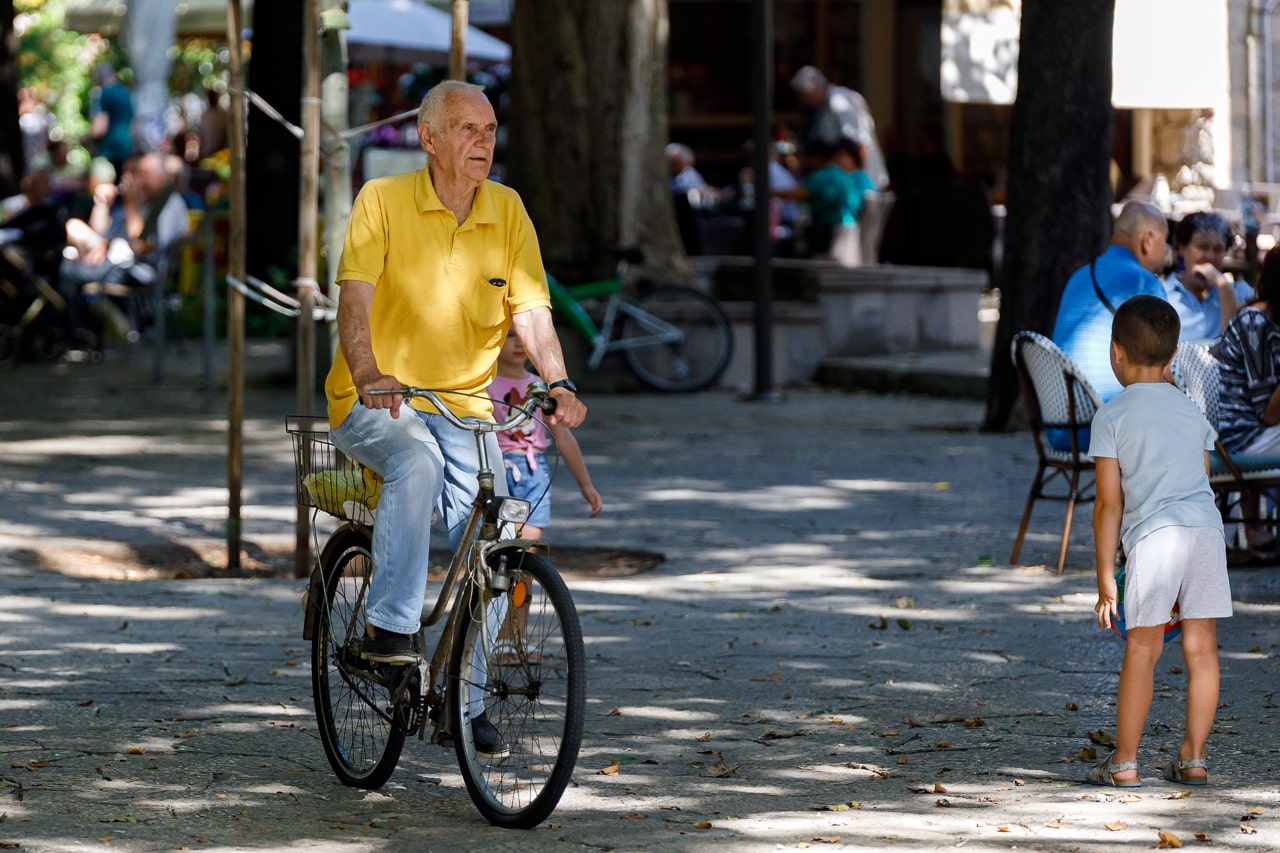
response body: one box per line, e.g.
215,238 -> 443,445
1163,211 -> 1252,341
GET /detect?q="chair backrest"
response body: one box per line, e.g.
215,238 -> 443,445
1011,330 -> 1103,432
859,189 -> 894,265
1170,341 -> 1220,429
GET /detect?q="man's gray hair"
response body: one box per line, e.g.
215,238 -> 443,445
417,79 -> 488,130
791,65 -> 828,93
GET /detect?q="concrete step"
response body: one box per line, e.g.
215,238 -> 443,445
819,349 -> 992,399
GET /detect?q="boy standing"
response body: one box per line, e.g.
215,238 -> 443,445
1087,294 -> 1233,787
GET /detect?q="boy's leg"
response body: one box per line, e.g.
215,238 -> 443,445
1176,618 -> 1219,781
1112,625 -> 1165,781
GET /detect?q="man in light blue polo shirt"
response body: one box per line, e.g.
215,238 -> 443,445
1049,201 -> 1169,450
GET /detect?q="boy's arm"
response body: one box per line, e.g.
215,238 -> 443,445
1093,455 -> 1123,631
549,422 -> 602,517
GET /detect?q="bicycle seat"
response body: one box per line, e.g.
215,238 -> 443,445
603,245 -> 645,265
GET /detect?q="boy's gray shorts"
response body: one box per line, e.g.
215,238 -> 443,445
1126,525 -> 1232,628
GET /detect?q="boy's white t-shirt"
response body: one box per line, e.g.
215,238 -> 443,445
1087,382 -> 1222,554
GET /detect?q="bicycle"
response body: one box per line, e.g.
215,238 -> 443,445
286,382 -> 585,829
547,245 -> 733,392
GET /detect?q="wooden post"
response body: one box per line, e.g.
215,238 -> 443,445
225,0 -> 246,571
295,0 -> 320,579
450,0 -> 468,81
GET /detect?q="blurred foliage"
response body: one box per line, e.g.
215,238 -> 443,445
14,0 -> 107,142
14,0 -> 233,154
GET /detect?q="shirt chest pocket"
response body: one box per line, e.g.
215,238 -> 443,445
466,274 -> 510,329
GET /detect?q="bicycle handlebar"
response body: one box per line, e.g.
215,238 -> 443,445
367,381 -> 556,434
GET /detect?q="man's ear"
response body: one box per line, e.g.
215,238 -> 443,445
418,122 -> 434,155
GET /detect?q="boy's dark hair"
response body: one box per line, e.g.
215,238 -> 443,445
1112,294 -> 1180,366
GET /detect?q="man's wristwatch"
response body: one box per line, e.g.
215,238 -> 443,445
548,378 -> 578,395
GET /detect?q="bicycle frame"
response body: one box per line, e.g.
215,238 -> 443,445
547,270 -> 690,370
359,387 -> 546,744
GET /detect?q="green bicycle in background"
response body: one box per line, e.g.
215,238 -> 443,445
547,246 -> 733,392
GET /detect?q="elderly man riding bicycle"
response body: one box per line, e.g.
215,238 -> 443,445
325,81 -> 586,689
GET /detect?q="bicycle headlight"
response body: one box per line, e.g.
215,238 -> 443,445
496,497 -> 531,525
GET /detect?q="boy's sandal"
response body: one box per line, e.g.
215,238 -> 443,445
1162,757 -> 1208,786
1086,752 -> 1141,788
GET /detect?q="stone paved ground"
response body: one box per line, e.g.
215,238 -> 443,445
0,345 -> 1277,852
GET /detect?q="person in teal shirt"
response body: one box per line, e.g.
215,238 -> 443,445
92,65 -> 134,176
779,138 -> 875,259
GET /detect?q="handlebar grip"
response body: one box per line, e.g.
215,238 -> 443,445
539,395 -> 558,416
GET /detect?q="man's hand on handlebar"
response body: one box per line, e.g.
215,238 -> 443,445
546,388 -> 586,428
358,373 -> 405,418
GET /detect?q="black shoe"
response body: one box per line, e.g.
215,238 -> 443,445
360,626 -> 419,665
471,713 -> 509,758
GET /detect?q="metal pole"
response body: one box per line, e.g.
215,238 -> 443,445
750,0 -> 778,400
450,0 -> 469,81
225,0 -> 247,571
201,210 -> 215,392
296,0 -> 321,579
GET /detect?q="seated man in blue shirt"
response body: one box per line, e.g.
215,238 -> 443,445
1049,200 -> 1169,450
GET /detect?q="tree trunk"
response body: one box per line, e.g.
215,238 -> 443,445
506,0 -> 692,286
982,0 -> 1115,432
246,0 -> 303,283
0,0 -> 22,197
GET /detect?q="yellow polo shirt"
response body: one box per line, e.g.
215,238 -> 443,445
326,169 -> 551,427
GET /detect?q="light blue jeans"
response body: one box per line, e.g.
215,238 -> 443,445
331,401 -> 483,635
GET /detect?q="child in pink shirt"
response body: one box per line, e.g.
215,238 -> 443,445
489,330 -> 602,540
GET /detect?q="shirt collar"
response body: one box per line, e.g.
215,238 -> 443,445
415,167 -> 499,226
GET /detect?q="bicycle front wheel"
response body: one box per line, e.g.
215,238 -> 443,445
450,549 -> 585,829
311,525 -> 407,789
621,285 -> 733,392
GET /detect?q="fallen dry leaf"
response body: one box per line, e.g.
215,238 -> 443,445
1241,825 -> 1258,835
1164,790 -> 1192,800
812,837 -> 840,844
0,842 -> 20,849
1045,818 -> 1062,829
1117,794 -> 1142,803
933,783 -> 948,793
77,700 -> 94,707
1194,833 -> 1208,841
1156,830 -> 1182,848
620,813 -> 646,820
1242,807 -> 1266,820
997,826 -> 1011,832
814,801 -> 861,812
1087,730 -> 1116,747
1105,821 -> 1127,831
697,732 -> 712,742
126,747 -> 146,755
1065,702 -> 1079,711
695,821 -> 712,830
12,760 -> 49,771
607,708 -> 622,716
935,799 -> 952,808
964,717 -> 985,728
598,759 -> 621,776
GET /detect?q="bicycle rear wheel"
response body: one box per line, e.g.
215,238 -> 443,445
450,549 -> 585,829
621,285 -> 733,392
311,525 -> 407,789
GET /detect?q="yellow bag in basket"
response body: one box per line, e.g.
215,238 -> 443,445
302,466 -> 382,517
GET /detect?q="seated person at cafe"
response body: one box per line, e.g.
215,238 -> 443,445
1163,211 -> 1252,342
58,152 -> 189,338
1049,200 -> 1168,449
